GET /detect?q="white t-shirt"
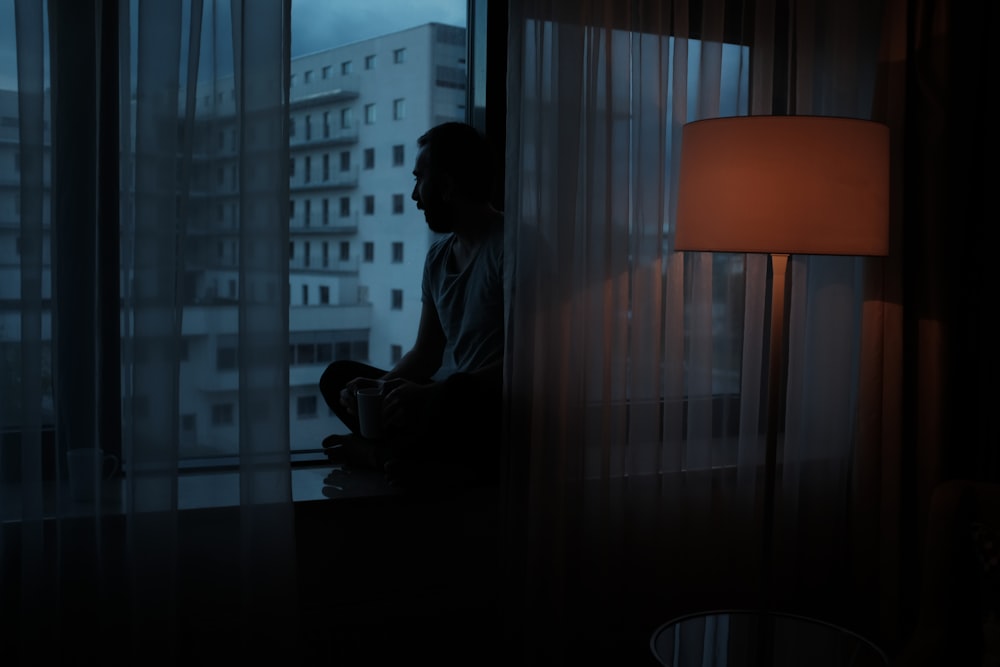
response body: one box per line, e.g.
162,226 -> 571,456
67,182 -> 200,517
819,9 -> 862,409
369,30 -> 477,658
421,217 -> 504,381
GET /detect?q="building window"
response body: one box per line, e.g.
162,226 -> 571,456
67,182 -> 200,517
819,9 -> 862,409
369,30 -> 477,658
289,116 -> 296,137
322,65 -> 331,79
323,111 -> 330,138
297,396 -> 318,418
365,54 -> 376,70
435,65 -> 467,90
340,107 -> 352,129
390,345 -> 403,364
319,286 -> 330,305
392,144 -> 404,166
304,156 -> 311,183
364,103 -> 375,125
392,98 -> 405,120
339,242 -> 350,261
364,148 -> 375,169
289,157 -> 295,177
322,198 -> 329,225
304,114 -> 311,140
304,199 -> 311,226
304,240 -> 311,266
363,242 -> 374,262
390,289 -> 403,310
296,344 -> 315,365
322,242 -> 329,267
339,197 -> 350,217
217,347 -> 237,371
304,70 -> 312,83
392,193 -> 404,214
317,343 -> 333,363
363,195 -> 374,215
392,242 -> 404,263
289,199 -> 295,219
322,153 -> 330,181
302,284 -> 309,305
212,403 -> 234,426
341,60 -> 352,75
393,48 -> 406,64
339,151 -> 350,172
289,241 -> 295,259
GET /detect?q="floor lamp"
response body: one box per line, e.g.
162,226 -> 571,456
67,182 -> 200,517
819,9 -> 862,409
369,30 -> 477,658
672,115 -> 890,614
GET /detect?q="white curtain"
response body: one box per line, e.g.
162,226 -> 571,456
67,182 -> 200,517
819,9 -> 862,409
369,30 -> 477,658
3,0 -> 297,662
502,0 -> 894,661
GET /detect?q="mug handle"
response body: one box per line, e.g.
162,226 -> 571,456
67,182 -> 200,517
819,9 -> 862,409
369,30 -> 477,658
103,454 -> 120,479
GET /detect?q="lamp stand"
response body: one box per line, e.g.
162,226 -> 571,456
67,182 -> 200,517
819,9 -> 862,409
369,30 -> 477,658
761,252 -> 789,608
757,252 -> 790,660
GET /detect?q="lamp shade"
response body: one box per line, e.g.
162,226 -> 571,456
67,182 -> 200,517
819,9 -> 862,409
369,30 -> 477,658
674,116 -> 890,256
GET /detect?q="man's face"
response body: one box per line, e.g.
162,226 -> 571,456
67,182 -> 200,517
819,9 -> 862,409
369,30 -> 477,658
411,145 -> 453,233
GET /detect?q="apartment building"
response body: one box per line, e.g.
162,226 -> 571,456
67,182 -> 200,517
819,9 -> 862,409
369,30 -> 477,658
282,22 -> 467,453
0,22 -> 467,457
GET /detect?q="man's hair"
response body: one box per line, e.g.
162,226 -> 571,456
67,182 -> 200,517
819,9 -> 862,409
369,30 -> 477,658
417,122 -> 494,203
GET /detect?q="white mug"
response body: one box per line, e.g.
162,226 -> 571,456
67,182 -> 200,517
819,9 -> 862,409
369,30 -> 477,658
67,448 -> 119,502
356,386 -> 385,439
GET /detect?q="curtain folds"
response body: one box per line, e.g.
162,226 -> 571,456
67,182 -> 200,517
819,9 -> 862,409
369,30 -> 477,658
503,0 -> 897,661
4,1 -> 296,661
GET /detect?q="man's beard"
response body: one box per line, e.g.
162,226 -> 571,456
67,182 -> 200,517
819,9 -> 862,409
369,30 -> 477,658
423,205 -> 454,234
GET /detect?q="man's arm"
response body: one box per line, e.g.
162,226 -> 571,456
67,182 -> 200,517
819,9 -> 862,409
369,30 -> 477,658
383,300 -> 445,382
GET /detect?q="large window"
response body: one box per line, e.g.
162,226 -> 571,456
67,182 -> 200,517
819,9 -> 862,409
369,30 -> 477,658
284,0 -> 467,455
0,0 -> 472,476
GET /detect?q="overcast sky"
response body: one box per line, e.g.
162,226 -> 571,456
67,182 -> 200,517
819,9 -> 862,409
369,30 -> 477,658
0,0 -> 466,90
291,0 -> 466,57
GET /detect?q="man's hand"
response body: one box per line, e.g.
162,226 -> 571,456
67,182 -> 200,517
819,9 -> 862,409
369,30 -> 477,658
338,376 -> 385,416
381,378 -> 444,436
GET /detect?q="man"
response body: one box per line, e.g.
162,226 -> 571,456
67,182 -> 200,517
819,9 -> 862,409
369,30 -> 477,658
318,121 -> 504,486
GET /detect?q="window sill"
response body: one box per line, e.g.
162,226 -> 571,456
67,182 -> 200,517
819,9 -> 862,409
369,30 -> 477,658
1,456 -> 501,522
0,462 -> 395,521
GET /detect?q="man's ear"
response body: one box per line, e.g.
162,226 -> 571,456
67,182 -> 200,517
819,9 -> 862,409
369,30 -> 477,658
440,173 -> 460,202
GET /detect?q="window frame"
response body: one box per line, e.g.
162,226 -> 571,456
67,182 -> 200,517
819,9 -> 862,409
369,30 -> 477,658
5,0 -> 492,500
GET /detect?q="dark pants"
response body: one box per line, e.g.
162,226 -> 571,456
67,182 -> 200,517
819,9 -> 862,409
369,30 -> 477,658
318,359 -> 501,481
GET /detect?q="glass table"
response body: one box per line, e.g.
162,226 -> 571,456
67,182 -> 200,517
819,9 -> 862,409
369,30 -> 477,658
650,610 -> 889,667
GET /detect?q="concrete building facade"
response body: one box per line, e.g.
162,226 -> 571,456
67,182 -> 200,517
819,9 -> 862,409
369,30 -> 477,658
0,23 -> 467,457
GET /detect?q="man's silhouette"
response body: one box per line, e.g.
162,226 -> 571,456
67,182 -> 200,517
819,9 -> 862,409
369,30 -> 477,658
318,121 -> 503,487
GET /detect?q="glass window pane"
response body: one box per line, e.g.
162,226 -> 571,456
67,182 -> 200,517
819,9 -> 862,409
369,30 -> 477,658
286,4 -> 467,453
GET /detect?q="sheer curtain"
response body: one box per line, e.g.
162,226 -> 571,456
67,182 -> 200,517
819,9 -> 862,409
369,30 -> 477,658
4,0 -> 297,662
502,0 -> 896,661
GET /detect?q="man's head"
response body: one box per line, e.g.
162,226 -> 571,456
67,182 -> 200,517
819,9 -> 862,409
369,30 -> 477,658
411,122 -> 494,233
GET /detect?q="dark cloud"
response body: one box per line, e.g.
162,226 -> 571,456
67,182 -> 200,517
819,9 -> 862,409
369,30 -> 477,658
291,0 -> 466,57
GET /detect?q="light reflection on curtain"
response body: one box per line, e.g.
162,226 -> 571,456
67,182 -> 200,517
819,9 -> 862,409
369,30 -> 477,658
502,0 -> 893,661
4,0 -> 296,661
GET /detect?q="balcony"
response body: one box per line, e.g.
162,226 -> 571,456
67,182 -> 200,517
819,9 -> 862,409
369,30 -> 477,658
177,301 -> 371,339
289,302 -> 370,331
289,76 -> 360,109
290,128 -> 360,150
288,255 -> 359,274
290,165 -> 358,192
289,213 -> 358,235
